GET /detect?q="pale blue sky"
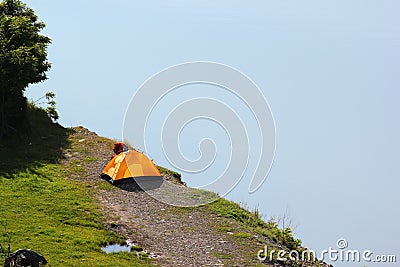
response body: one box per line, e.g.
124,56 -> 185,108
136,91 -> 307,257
25,1 -> 399,266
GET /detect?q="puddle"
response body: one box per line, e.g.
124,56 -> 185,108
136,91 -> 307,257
101,243 -> 131,253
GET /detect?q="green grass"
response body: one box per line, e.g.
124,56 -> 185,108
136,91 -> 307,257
208,198 -> 302,250
213,251 -> 233,260
206,199 -> 315,266
0,105 -> 153,266
0,104 -> 70,178
156,166 -> 181,179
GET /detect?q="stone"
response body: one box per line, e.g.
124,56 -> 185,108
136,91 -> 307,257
4,249 -> 47,267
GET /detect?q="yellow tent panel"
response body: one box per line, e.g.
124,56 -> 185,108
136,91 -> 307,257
102,149 -> 161,183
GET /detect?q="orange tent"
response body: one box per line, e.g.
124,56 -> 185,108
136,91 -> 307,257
102,149 -> 161,184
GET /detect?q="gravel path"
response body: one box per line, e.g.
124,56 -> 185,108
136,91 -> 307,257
98,184 -> 233,266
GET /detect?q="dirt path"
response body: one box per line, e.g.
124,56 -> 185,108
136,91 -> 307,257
98,184 -> 233,266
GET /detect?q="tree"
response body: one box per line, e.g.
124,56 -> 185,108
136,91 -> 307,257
0,0 -> 51,139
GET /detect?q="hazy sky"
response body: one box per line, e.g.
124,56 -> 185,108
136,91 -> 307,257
24,1 -> 399,266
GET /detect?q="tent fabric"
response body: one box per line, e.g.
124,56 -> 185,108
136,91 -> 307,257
102,149 -> 161,182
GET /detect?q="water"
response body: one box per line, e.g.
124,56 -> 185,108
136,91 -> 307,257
101,243 -> 131,253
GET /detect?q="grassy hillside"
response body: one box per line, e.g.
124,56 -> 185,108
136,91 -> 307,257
0,105 -> 152,266
0,105 -> 328,266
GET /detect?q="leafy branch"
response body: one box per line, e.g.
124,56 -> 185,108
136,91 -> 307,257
33,91 -> 59,122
